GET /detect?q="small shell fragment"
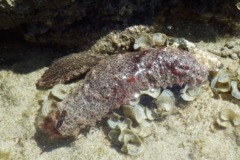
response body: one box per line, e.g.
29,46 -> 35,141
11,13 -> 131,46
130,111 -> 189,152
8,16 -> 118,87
219,109 -> 235,121
108,125 -> 145,156
140,88 -> 161,98
107,112 -> 123,129
41,99 -> 54,116
187,85 -> 201,97
236,2 -> 240,10
145,107 -> 156,120
231,81 -> 240,99
155,89 -> 175,115
215,118 -> 231,128
117,118 -> 131,131
123,104 -> 146,124
219,109 -> 240,127
152,33 -> 167,46
180,85 -> 201,101
130,120 -> 151,138
211,70 -> 232,94
134,33 -> 169,51
108,101 -> 155,155
166,38 -> 195,50
232,116 -> 240,126
51,84 -> 69,100
108,130 -> 121,144
237,68 -> 240,76
210,68 -> 240,98
133,34 -> 152,50
156,89 -> 175,104
211,77 -> 219,94
218,72 -> 233,83
129,93 -> 140,105
120,129 -> 145,156
215,82 -> 231,93
88,127 -> 99,135
236,68 -> 240,79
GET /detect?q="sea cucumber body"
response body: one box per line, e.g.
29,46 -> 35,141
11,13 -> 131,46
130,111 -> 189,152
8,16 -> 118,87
39,47 -> 209,138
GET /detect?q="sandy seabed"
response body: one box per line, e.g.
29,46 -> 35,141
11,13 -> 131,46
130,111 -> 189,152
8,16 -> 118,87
0,35 -> 240,160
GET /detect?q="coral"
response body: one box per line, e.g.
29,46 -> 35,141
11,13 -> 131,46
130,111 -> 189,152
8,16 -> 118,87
37,47 -> 209,139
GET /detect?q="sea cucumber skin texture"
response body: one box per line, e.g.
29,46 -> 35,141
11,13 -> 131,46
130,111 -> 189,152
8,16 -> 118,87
37,52 -> 108,89
39,47 -> 209,138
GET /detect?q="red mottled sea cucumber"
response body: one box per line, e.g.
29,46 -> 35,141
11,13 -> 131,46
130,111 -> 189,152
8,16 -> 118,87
38,47 -> 209,138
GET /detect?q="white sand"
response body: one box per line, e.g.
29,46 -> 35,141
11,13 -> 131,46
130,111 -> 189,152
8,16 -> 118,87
0,37 -> 240,160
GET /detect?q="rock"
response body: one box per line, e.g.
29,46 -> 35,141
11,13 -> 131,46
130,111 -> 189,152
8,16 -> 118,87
0,0 -> 239,48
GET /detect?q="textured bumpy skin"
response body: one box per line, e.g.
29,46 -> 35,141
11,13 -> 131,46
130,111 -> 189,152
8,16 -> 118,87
39,47 -> 209,138
37,52 -> 108,89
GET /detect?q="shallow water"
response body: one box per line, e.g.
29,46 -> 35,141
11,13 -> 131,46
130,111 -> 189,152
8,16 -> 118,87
0,26 -> 240,160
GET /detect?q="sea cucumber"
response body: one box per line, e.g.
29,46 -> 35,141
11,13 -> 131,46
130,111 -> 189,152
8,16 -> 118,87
38,47 -> 209,138
37,52 -> 108,89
